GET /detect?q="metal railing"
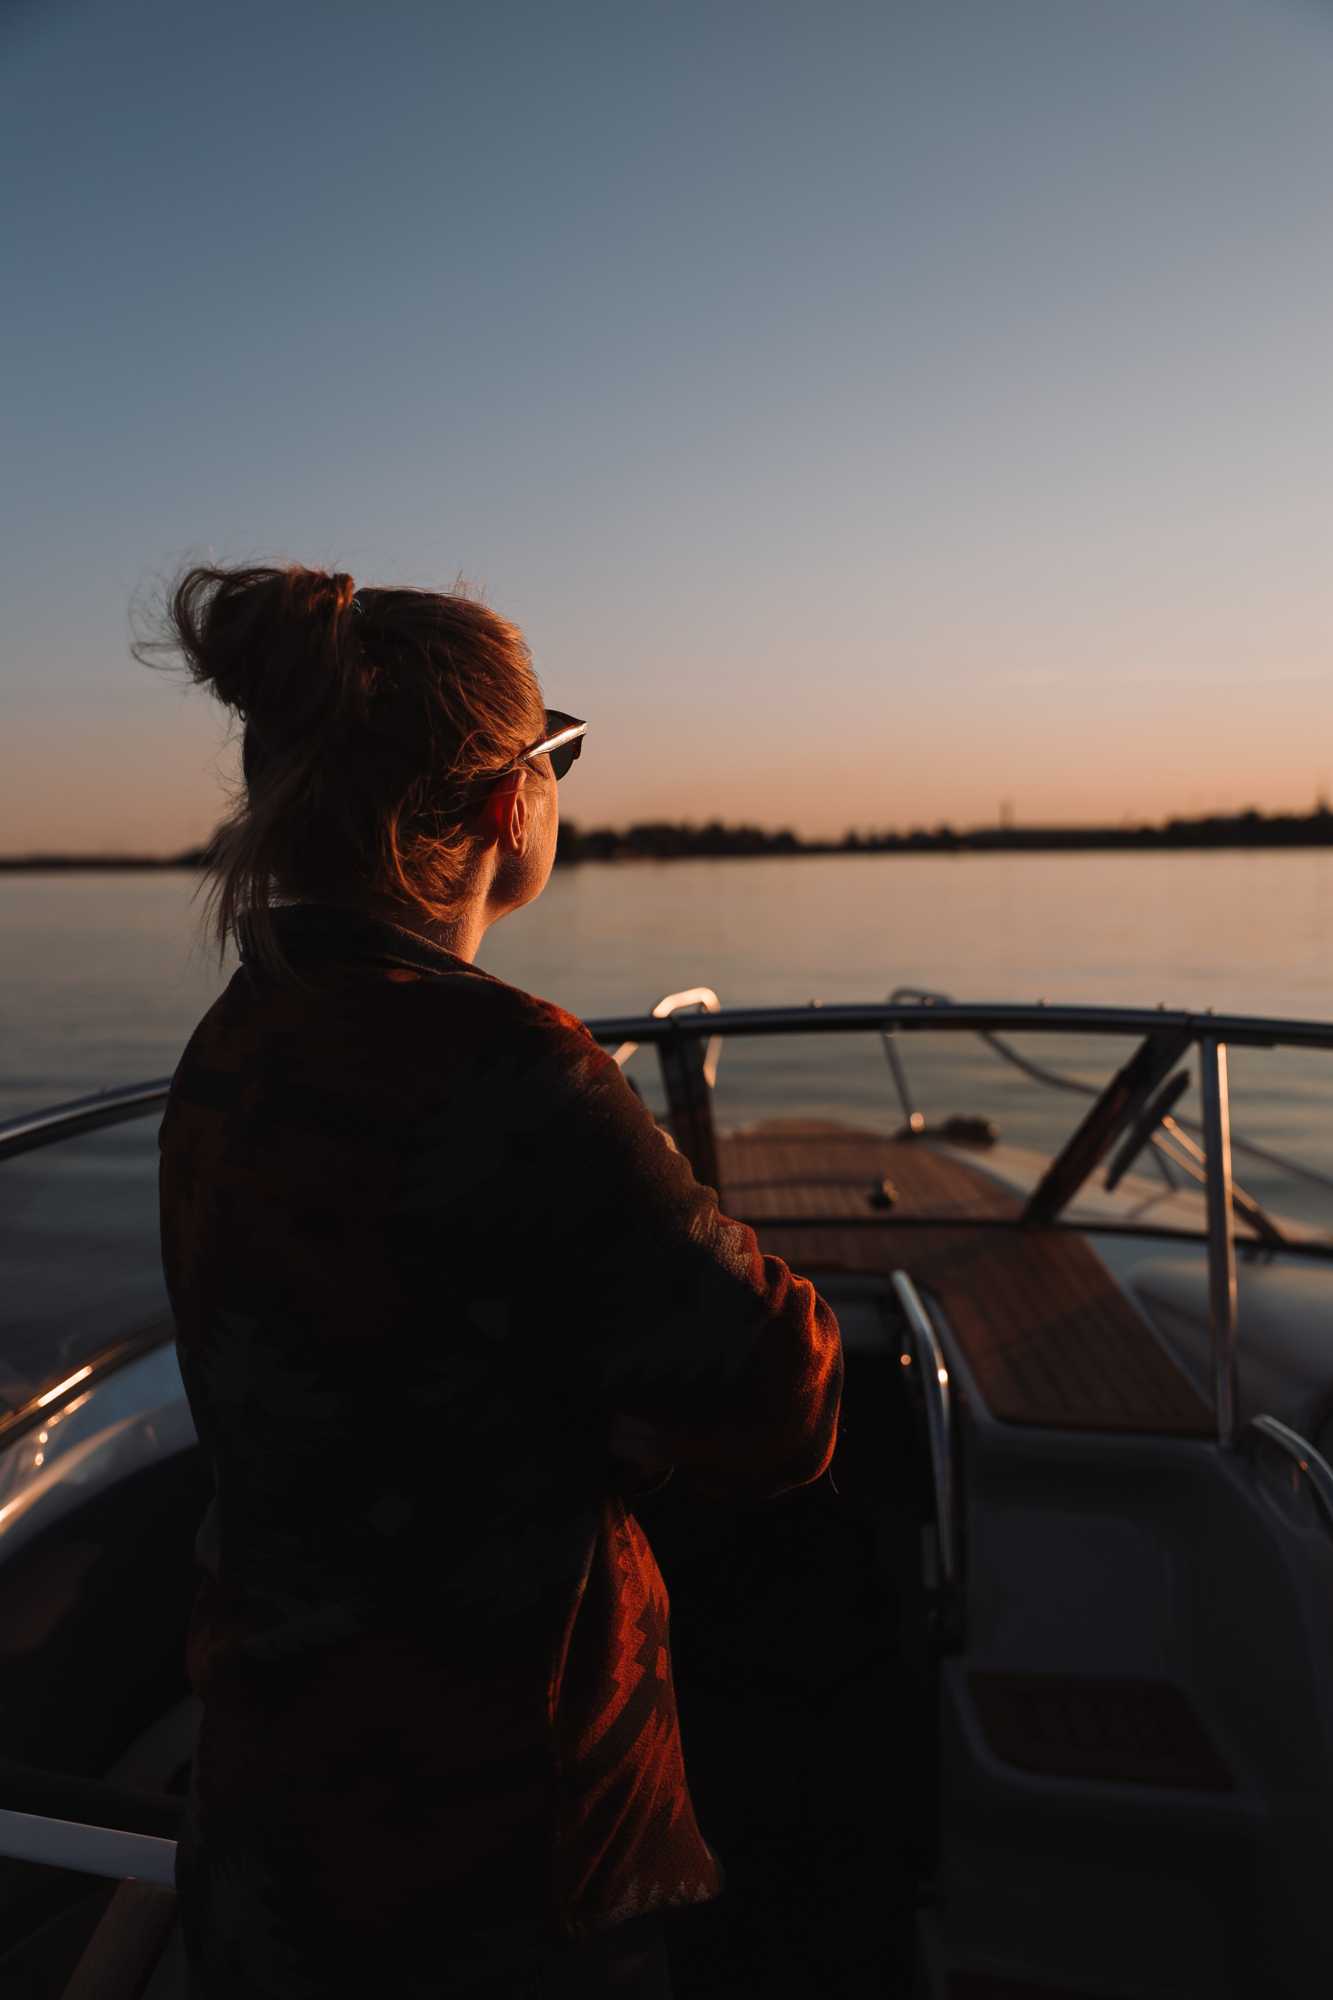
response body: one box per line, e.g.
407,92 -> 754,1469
583,999 -> 1333,1051
1201,1039 -> 1240,1446
0,1078 -> 173,1163
892,1271 -> 954,1582
1242,1415 -> 1333,1533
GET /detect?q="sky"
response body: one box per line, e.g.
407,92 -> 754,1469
2,0 -> 1332,851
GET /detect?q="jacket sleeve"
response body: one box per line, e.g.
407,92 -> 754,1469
388,996 -> 842,1503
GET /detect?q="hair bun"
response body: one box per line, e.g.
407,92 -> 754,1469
156,565 -> 366,760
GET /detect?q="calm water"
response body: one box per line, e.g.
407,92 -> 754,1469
6,848 -> 1333,1117
5,852 -> 1333,1394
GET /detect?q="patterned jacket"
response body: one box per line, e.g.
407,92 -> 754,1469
159,906 -> 842,1997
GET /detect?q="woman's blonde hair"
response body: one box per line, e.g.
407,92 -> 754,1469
148,562 -> 545,976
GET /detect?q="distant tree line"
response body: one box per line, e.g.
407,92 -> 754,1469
556,820 -> 804,861
555,805 -> 1333,862
7,805 -> 1333,871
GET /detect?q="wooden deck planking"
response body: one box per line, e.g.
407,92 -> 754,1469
718,1121 -> 1019,1225
719,1122 -> 1215,1438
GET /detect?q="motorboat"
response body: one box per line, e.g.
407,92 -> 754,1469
2,990 -> 1333,1998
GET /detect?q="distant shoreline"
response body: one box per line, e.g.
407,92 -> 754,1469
7,808 -> 1328,872
555,807 -> 1333,862
0,854 -> 205,872
6,807 -> 1333,871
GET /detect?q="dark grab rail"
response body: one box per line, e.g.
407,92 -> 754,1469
584,1000 -> 1333,1050
0,1078 -> 174,1162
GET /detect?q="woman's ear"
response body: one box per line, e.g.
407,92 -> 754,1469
473,771 -> 529,854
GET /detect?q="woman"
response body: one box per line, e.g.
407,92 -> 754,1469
156,563 -> 842,1999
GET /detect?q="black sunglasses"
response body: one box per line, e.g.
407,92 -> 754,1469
517,709 -> 587,780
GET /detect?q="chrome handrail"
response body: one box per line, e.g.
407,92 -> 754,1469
1201,1040 -> 1239,1448
1242,1415 -> 1333,1534
0,1318 -> 176,1449
612,987 -> 723,1086
0,1079 -> 173,1163
891,1270 -> 954,1584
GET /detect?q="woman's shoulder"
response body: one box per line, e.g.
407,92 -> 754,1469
232,906 -> 594,1046
409,967 -> 605,1084
336,964 -> 615,1142
164,948 -> 608,1160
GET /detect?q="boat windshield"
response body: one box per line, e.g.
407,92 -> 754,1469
614,1007 -> 1333,1250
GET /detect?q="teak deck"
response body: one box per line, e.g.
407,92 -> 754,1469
715,1121 -> 1215,1439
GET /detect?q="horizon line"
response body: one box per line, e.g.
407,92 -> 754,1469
6,802 -> 1333,870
